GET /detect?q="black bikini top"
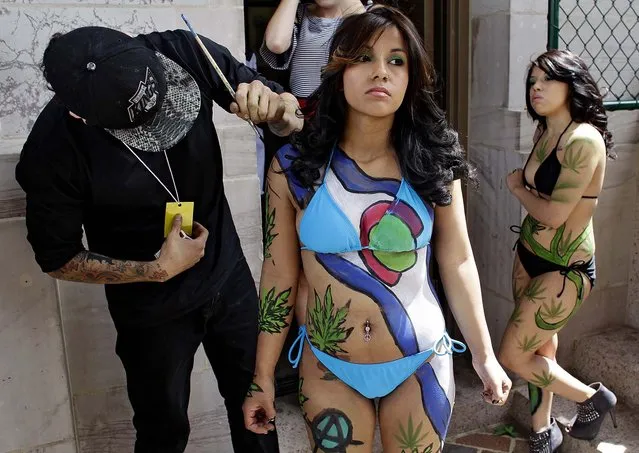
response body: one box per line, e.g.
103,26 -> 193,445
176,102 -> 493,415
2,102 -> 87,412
523,122 -> 598,200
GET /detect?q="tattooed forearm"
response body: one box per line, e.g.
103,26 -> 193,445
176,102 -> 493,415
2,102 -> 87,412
263,192 -> 278,260
259,286 -> 293,333
48,251 -> 168,284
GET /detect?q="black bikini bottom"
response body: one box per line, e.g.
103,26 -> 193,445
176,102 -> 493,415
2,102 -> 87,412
516,241 -> 596,293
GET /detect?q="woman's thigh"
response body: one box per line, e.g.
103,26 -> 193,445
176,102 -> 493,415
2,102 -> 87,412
299,345 -> 376,452
378,355 -> 455,453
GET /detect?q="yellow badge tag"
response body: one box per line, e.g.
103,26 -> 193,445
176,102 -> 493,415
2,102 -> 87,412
164,202 -> 194,238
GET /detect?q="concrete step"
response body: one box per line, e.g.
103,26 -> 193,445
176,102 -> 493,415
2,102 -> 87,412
273,356 -> 511,452
571,326 -> 639,409
509,385 -> 639,453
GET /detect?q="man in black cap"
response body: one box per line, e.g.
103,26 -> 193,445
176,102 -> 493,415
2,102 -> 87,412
15,26 -> 303,453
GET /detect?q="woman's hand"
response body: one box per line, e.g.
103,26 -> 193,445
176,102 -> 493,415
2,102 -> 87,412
242,374 -> 277,434
506,168 -> 524,194
473,355 -> 512,406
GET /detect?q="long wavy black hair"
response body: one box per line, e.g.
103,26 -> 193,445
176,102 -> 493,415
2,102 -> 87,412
290,5 -> 475,207
525,49 -> 615,157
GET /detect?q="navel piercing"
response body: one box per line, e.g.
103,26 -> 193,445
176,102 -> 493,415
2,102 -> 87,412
364,320 -> 372,342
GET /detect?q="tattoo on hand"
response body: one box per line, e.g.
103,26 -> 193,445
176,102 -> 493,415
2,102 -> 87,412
246,380 -> 264,397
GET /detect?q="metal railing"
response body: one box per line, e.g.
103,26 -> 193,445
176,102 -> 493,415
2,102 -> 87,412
548,0 -> 638,110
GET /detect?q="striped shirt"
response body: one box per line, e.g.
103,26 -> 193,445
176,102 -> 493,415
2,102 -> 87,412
260,4 -> 341,98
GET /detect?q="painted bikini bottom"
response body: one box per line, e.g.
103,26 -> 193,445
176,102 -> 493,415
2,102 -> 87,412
288,325 -> 466,399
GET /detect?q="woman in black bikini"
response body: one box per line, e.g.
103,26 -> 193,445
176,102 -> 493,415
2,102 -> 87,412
498,49 -> 617,452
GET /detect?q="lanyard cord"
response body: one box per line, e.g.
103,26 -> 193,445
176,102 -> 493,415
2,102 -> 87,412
123,143 -> 181,204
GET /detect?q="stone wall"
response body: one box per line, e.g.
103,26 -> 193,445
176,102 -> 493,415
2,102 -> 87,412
0,1 -> 261,451
468,1 -> 639,364
626,141 -> 639,330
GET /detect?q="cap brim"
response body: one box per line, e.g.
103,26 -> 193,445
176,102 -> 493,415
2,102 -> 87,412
106,52 -> 201,152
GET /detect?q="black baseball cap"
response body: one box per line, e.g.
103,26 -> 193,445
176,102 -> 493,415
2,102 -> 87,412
43,26 -> 201,152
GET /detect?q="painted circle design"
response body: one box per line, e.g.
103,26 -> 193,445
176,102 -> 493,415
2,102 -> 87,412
311,410 -> 355,451
359,200 -> 423,285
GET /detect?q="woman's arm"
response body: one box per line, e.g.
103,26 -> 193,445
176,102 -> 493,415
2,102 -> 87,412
507,134 -> 603,229
433,180 -> 493,360
264,0 -> 300,54
244,158 -> 302,434
433,180 -> 511,403
254,160 -> 301,376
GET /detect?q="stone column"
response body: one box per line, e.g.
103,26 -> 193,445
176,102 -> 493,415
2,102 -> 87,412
468,1 -> 547,351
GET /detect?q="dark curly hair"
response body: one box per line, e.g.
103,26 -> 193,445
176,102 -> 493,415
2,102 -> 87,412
290,5 -> 475,207
525,49 -> 615,158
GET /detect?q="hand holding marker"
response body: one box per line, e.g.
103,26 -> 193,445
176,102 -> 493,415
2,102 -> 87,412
180,14 -> 264,141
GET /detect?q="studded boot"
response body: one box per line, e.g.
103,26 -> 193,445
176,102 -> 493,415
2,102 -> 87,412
529,418 -> 563,453
569,382 -> 618,440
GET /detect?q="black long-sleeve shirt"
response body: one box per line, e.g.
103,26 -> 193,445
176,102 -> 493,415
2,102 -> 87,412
16,30 -> 282,329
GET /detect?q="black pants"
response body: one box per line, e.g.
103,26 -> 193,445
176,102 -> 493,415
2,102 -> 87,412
115,258 -> 279,453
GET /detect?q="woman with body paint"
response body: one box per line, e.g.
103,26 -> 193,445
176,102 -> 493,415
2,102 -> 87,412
499,50 -> 617,453
243,6 -> 511,452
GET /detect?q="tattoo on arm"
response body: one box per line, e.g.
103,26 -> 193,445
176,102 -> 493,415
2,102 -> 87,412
49,251 -> 168,284
550,180 -> 582,203
263,192 -> 279,260
561,143 -> 589,174
258,286 -> 293,333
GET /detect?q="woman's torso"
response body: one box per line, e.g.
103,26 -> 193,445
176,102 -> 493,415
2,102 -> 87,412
519,122 -> 605,265
292,147 -> 447,363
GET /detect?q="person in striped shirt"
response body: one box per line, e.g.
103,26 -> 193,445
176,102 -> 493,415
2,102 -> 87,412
261,0 -> 370,107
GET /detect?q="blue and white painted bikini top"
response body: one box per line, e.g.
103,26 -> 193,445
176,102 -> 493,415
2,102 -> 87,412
296,145 -> 434,254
